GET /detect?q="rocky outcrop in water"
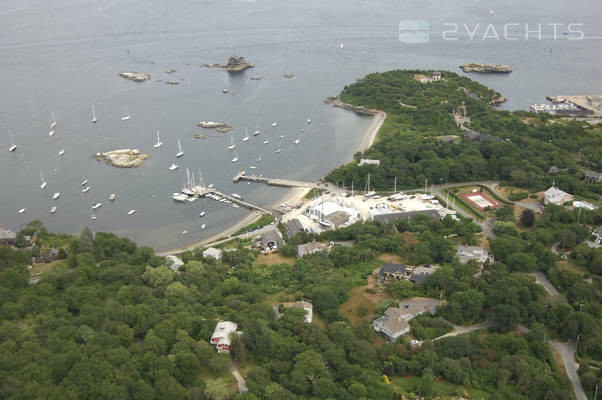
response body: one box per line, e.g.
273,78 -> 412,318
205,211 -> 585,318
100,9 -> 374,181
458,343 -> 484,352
119,72 -> 151,82
95,149 -> 149,168
460,63 -> 512,73
198,121 -> 231,129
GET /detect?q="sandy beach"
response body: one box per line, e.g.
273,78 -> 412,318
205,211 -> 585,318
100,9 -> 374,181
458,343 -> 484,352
157,110 -> 386,256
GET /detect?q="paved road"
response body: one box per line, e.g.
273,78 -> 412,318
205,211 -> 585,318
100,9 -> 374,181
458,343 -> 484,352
549,340 -> 587,400
531,271 -> 561,299
230,364 -> 248,394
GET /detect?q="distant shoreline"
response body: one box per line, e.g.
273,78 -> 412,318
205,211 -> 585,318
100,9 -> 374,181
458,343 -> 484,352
157,104 -> 387,256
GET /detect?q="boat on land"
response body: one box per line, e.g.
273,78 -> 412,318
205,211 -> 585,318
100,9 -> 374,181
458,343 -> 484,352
40,170 -> 47,189
176,138 -> 184,157
128,209 -> 136,215
153,129 -> 163,148
92,105 -> 97,123
121,106 -> 131,121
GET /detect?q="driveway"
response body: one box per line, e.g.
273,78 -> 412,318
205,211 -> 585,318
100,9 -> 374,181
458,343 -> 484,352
549,340 -> 587,400
531,271 -> 561,299
230,364 -> 248,393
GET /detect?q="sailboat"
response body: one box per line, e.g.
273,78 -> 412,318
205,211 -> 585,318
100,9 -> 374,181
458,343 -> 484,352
49,127 -> 55,136
50,206 -> 57,214
242,127 -> 250,142
339,43 -> 344,49
40,170 -> 47,189
256,156 -> 263,162
227,135 -> 236,150
109,193 -> 116,201
306,118 -> 311,124
231,150 -> 239,163
272,122 -> 277,127
199,211 -> 206,217
176,138 -> 184,157
58,148 -> 65,156
489,8 -> 494,15
128,209 -> 136,215
81,179 -> 88,186
82,186 -> 90,193
201,224 -> 206,230
275,144 -> 282,153
263,136 -> 270,145
253,129 -> 260,136
153,129 -> 163,148
92,202 -> 102,209
8,133 -> 17,152
121,106 -> 131,121
18,208 -> 27,214
50,110 -> 57,128
92,104 -> 97,123
294,138 -> 300,145
52,192 -> 61,200
169,163 -> 179,171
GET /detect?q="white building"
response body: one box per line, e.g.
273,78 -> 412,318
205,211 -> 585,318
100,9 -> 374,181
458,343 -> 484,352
307,201 -> 360,229
457,245 -> 493,264
544,185 -> 574,206
358,159 -> 380,167
203,247 -> 222,261
373,299 -> 440,341
210,321 -> 239,353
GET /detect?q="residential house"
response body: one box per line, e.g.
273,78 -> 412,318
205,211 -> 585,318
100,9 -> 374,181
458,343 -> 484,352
544,185 -> 574,205
260,230 -> 284,252
273,301 -> 313,323
377,263 -> 411,282
409,264 -> 439,284
465,130 -> 503,142
373,298 -> 440,341
33,248 -> 60,264
593,226 -> 602,245
457,245 -> 493,264
431,71 -> 442,81
203,247 -> 222,261
0,227 -> 17,246
284,218 -> 305,239
584,170 -> 602,183
358,159 -> 380,167
548,166 -> 568,174
210,321 -> 240,353
297,242 -> 330,258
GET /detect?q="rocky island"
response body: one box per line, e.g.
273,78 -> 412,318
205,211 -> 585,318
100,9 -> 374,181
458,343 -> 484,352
460,63 -> 512,73
118,72 -> 151,82
225,55 -> 253,72
95,149 -> 149,168
197,121 -> 231,129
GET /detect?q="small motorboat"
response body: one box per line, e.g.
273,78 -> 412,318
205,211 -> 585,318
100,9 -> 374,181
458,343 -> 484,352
81,179 -> 88,186
306,118 -> 311,124
49,128 -> 55,136
272,122 -> 277,127
201,224 -> 206,230
109,193 -> 116,201
128,209 -> 136,215
52,192 -> 60,200
50,206 -> 57,214
294,139 -> 300,145
91,214 -> 97,220
92,202 -> 102,209
253,130 -> 260,136
199,211 -> 206,217
18,208 -> 27,214
82,186 -> 91,193
58,148 -> 65,156
169,163 -> 179,171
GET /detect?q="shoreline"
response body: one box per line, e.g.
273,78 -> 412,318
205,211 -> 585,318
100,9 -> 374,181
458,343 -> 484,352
157,107 -> 386,256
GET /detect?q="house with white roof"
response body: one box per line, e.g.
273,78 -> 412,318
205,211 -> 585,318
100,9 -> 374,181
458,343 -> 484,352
457,245 -> 493,264
544,185 -> 574,206
210,321 -> 240,353
203,247 -> 223,261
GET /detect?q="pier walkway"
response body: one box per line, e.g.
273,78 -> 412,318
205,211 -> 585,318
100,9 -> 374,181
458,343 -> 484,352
192,185 -> 273,215
233,171 -> 317,188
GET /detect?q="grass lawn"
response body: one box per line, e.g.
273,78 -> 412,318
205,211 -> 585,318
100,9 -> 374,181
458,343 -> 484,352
30,259 -> 65,276
256,252 -> 296,266
392,376 -> 491,400
339,275 -> 389,326
556,258 -> 589,275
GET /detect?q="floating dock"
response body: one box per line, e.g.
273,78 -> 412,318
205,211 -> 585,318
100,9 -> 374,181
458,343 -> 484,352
233,171 -> 317,188
176,185 -> 274,215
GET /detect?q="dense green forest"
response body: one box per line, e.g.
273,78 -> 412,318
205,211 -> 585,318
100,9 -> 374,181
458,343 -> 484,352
2,212 -> 599,399
326,70 -> 602,199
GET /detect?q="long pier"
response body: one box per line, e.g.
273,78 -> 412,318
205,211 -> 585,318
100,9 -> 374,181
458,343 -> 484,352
185,185 -> 273,215
233,171 -> 317,188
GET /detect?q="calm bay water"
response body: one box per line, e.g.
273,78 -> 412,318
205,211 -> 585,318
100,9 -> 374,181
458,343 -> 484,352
1,0 -> 600,250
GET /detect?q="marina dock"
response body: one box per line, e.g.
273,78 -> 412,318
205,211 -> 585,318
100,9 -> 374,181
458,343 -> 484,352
233,171 -> 317,188
178,185 -> 274,215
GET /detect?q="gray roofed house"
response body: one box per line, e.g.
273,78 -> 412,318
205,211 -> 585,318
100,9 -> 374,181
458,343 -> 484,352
544,185 -> 574,205
410,264 -> 439,284
584,170 -> 602,183
593,226 -> 602,245
261,230 -> 284,252
377,262 -> 410,282
0,227 -> 17,246
373,209 -> 441,225
373,298 -> 440,341
457,245 -> 492,264
284,218 -> 304,239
